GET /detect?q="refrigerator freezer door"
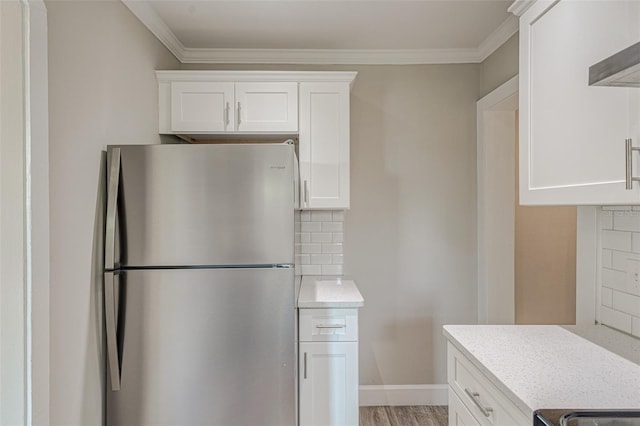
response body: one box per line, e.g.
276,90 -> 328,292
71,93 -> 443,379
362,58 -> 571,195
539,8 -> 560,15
106,267 -> 295,426
111,144 -> 294,268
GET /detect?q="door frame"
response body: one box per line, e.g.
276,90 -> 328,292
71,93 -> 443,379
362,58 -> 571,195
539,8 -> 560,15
477,76 -> 597,325
0,0 -> 49,424
477,76 -> 519,324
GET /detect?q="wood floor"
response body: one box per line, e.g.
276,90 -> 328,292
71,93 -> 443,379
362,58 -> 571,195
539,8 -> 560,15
359,406 -> 448,426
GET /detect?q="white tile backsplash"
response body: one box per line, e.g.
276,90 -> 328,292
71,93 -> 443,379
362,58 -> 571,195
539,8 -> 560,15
632,317 -> 640,338
600,306 -> 633,334
295,210 -> 345,276
311,211 -> 333,222
602,229 -> 632,252
602,249 -> 613,269
602,287 -> 613,307
598,207 -> 640,336
632,233 -> 640,254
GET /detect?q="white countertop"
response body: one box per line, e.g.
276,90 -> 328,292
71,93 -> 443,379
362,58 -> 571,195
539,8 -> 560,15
297,276 -> 364,308
443,325 -> 640,415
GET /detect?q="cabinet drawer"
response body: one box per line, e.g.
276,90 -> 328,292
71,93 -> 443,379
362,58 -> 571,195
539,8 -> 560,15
449,386 -> 480,426
299,308 -> 358,342
447,343 -> 529,426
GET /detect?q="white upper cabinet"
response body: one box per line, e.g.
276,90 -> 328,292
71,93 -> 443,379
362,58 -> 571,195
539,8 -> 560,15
164,78 -> 296,134
518,0 -> 640,205
157,71 -> 356,210
299,82 -> 350,209
170,82 -> 234,132
235,82 -> 298,132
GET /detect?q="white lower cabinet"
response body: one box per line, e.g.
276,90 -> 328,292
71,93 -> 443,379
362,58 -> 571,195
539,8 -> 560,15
299,341 -> 358,426
447,343 -> 530,426
448,388 -> 480,426
298,308 -> 359,426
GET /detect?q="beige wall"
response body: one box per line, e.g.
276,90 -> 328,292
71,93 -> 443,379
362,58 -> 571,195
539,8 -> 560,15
479,33 -> 519,99
346,65 -> 479,385
514,116 -> 577,324
47,1 -> 180,424
45,4 -> 519,409
183,63 -> 480,385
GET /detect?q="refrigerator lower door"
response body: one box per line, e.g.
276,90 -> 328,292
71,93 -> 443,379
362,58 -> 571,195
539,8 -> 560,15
106,267 -> 295,426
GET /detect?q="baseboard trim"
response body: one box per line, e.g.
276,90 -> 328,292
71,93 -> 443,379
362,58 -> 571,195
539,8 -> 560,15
359,384 -> 448,406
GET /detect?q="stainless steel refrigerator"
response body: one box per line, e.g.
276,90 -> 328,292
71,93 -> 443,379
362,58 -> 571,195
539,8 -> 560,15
103,143 -> 296,426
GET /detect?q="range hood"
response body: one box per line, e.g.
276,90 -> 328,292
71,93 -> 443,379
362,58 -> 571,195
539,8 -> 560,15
589,41 -> 640,88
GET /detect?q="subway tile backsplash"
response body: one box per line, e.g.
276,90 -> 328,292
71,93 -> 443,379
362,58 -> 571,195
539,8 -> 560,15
295,210 -> 345,276
599,207 -> 640,338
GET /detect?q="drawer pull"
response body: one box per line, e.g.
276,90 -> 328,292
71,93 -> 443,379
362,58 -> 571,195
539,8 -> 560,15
464,388 -> 493,417
316,324 -> 346,329
304,352 -> 307,379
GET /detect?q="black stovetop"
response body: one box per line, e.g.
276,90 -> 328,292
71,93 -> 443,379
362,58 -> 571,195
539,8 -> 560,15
534,409 -> 640,426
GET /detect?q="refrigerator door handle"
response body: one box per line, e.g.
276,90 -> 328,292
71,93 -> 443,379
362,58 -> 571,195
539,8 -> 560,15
105,147 -> 121,271
104,271 -> 121,391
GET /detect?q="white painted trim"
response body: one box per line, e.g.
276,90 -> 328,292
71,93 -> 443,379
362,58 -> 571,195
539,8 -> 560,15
180,47 -> 483,65
23,0 -> 49,424
477,76 -> 519,324
576,207 -> 598,326
121,0 -> 185,60
508,0 -> 536,17
123,4 -> 518,65
359,385 -> 448,407
156,70 -> 358,86
477,15 -> 519,61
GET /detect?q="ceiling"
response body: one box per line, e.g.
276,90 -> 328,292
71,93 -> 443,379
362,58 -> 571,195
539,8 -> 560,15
122,0 -> 518,65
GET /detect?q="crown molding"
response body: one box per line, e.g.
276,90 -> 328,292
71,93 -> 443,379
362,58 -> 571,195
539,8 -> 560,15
477,15 -> 519,61
180,47 -> 482,65
508,0 -> 536,17
122,0 -> 185,60
123,0 -> 518,65
156,70 -> 358,88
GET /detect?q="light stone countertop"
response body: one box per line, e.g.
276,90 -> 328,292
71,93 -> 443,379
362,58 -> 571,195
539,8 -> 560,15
297,275 -> 364,308
443,325 -> 640,416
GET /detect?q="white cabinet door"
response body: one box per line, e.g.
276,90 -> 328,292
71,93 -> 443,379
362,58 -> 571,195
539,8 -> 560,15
520,0 -> 640,204
299,82 -> 350,209
235,82 -> 298,132
170,82 -> 234,132
299,341 -> 358,426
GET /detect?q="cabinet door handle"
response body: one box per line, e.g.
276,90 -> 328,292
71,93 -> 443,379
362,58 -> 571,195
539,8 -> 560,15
225,102 -> 230,127
316,324 -> 346,329
464,388 -> 493,417
304,352 -> 307,379
303,180 -> 309,204
625,138 -> 640,190
237,102 -> 241,127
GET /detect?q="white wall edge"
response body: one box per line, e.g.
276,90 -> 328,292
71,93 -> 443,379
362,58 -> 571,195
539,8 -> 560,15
359,385 -> 448,407
576,206 -> 598,326
24,0 -> 50,424
477,75 -> 519,324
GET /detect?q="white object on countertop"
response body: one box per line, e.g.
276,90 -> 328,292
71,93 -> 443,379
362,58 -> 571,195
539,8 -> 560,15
443,325 -> 640,416
298,275 -> 364,308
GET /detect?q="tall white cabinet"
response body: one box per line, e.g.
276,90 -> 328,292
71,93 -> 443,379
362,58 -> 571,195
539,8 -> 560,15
515,0 -> 640,205
299,83 -> 350,209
